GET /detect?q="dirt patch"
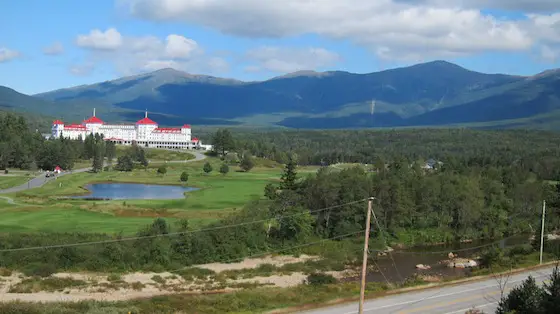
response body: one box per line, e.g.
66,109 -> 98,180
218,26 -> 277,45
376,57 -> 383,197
0,255 -> 353,303
197,254 -> 319,273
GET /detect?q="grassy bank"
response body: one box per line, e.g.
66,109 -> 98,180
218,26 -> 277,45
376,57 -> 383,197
0,157 -> 318,234
116,146 -> 196,162
0,170 -> 36,190
0,259 -> 556,314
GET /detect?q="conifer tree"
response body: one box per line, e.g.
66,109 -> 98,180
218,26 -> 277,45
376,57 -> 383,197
279,153 -> 298,190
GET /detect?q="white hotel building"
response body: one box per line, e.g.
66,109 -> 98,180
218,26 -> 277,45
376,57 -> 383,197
51,109 -> 208,150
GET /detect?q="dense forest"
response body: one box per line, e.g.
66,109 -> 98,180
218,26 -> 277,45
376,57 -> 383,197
0,112 -> 121,172
0,114 -> 559,274
232,128 -> 560,177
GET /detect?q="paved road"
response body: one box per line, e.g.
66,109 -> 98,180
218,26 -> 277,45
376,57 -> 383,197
0,166 -> 94,194
0,149 -> 207,195
303,266 -> 555,314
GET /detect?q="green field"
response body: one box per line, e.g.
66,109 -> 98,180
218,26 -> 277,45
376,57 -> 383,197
0,170 -> 36,189
116,146 -> 196,161
0,156 -> 319,234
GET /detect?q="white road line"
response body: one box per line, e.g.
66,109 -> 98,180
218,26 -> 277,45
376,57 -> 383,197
338,272 -> 549,314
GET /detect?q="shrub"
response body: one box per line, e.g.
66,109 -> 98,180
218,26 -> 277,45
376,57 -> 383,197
157,166 -> 167,175
203,162 -> 213,174
306,273 -> 337,286
21,263 -> 56,278
175,267 -> 215,281
151,275 -> 166,284
107,274 -> 122,282
180,171 -> 189,182
0,267 -> 12,277
219,163 -> 229,175
239,154 -> 255,172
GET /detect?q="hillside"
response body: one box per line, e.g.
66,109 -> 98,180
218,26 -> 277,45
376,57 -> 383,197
0,86 -> 58,131
1,60 -> 557,129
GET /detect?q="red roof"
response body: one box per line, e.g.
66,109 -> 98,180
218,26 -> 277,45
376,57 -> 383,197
83,116 -> 104,124
64,124 -> 87,130
136,117 -> 158,125
182,124 -> 191,129
153,127 -> 181,133
53,120 -> 64,125
192,137 -> 199,142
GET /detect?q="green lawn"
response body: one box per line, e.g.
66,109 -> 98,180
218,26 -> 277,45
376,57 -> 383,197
0,207 -> 181,234
2,157 -> 318,234
0,171 -> 35,189
116,146 -> 195,161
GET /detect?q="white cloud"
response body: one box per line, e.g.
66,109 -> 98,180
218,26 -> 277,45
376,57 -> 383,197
76,28 -> 123,50
245,47 -> 340,73
122,0 -> 535,60
43,42 -> 64,55
0,47 -> 21,62
540,45 -> 558,62
73,28 -> 228,76
394,0 -> 560,12
525,13 -> 560,62
165,34 -> 199,59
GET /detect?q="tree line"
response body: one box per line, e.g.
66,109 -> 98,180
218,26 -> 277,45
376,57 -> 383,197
214,128 -> 560,181
0,112 -> 120,171
0,116 -> 559,274
1,149 -> 559,274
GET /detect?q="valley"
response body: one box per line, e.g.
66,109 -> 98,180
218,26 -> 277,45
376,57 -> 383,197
2,61 -> 560,130
0,112 -> 559,312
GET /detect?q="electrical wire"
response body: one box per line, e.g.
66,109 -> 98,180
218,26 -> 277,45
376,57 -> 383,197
0,198 -> 367,252
43,230 -> 367,292
370,207 -> 405,282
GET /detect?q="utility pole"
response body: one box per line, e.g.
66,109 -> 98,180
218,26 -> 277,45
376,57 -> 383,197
539,200 -> 546,265
359,197 -> 374,314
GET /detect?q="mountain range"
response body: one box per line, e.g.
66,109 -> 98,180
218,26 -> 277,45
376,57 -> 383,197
2,60 -> 560,130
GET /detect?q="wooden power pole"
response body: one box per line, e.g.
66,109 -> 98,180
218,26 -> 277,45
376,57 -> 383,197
359,197 -> 375,314
539,200 -> 546,265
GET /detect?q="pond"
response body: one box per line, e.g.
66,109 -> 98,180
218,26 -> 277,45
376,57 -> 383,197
72,183 -> 199,200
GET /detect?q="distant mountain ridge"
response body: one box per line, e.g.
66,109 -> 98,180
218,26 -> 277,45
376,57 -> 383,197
1,60 -> 559,130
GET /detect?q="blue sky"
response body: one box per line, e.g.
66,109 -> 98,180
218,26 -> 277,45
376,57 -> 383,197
0,0 -> 559,95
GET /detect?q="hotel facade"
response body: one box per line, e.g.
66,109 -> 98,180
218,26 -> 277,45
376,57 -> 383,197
51,109 -> 205,150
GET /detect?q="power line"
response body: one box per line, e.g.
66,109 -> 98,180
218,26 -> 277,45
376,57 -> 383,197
385,234 -> 523,255
48,230 -> 366,291
0,199 -> 367,253
173,229 -> 365,271
370,207 -> 404,282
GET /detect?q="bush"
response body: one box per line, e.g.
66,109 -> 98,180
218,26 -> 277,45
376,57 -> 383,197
306,273 -> 337,286
157,166 -> 167,175
479,247 -> 503,268
239,154 -> 255,172
21,263 -> 57,277
151,275 -> 166,284
175,267 -> 215,281
180,171 -> 189,182
0,267 -> 12,277
219,163 -> 229,175
107,274 -> 122,282
203,162 -> 213,174
4,169 -> 8,174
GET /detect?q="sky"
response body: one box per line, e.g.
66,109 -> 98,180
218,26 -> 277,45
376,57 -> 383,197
0,0 -> 559,95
